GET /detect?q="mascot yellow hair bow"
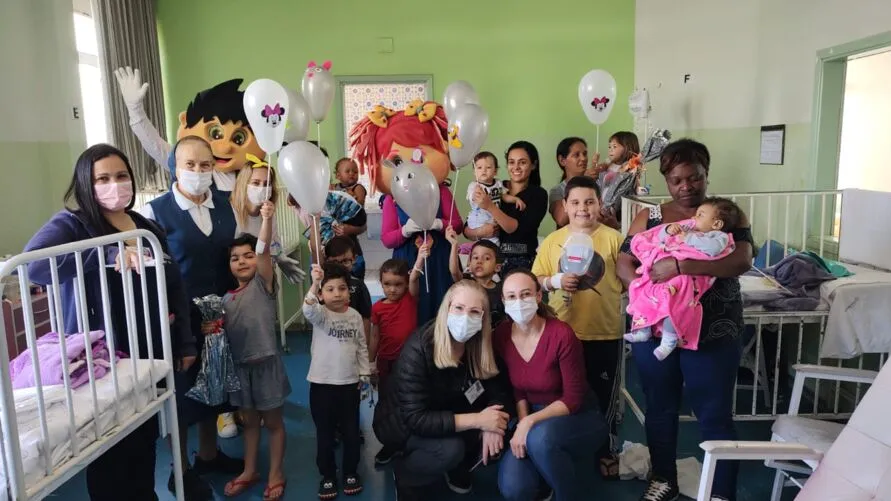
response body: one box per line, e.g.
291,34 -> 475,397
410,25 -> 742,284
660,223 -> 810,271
367,105 -> 398,128
404,99 -> 438,122
245,153 -> 268,169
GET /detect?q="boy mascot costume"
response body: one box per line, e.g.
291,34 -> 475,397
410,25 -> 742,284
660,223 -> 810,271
113,67 -> 266,193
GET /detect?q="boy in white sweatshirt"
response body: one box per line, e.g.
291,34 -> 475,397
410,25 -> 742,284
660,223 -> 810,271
303,262 -> 371,499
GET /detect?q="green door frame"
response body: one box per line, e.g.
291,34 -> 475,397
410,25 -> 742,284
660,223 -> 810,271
332,75 -> 434,160
810,31 -> 891,191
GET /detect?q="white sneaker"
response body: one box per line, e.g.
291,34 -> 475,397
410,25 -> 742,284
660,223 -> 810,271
217,412 -> 238,438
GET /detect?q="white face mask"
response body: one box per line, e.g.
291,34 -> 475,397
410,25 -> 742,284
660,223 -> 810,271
246,185 -> 269,205
447,313 -> 482,343
504,297 -> 538,326
178,170 -> 213,196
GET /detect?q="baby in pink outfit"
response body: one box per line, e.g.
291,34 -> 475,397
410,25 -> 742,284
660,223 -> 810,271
625,198 -> 742,360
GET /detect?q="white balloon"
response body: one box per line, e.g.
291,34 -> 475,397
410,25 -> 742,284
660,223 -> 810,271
301,60 -> 335,123
387,159 -> 440,230
284,89 -> 311,144
442,80 -> 480,119
578,70 -> 617,126
243,79 -> 289,154
278,141 -> 330,214
448,103 -> 489,169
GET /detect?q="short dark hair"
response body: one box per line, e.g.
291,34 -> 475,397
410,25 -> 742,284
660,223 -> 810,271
65,144 -> 136,237
229,233 -> 258,256
321,262 -> 350,288
473,151 -> 498,168
470,239 -> 502,263
702,197 -> 742,231
659,138 -> 710,176
324,236 -> 356,259
379,258 -> 410,279
184,79 -> 249,128
563,174 -> 601,200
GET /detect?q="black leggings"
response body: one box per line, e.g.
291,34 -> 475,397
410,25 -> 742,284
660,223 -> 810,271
310,383 -> 360,478
581,339 -> 623,458
86,416 -> 159,501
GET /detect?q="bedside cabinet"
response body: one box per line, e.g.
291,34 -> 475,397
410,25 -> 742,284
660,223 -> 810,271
2,294 -> 52,361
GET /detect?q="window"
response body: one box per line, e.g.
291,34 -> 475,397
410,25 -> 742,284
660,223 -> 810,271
73,12 -> 109,146
341,80 -> 431,209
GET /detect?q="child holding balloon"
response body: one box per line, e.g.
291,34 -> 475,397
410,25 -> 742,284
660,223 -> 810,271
531,175 -> 624,480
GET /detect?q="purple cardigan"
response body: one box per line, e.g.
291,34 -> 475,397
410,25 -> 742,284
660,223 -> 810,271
24,210 -> 196,360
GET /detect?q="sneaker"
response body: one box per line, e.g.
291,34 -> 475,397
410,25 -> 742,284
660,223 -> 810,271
640,477 -> 680,501
217,412 -> 238,438
318,477 -> 338,499
444,468 -> 473,494
343,473 -> 363,496
394,472 -> 421,501
535,486 -> 554,501
192,449 -> 245,476
167,467 -> 212,501
375,446 -> 397,466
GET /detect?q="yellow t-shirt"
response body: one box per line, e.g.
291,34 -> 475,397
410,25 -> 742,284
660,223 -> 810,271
531,225 -> 623,341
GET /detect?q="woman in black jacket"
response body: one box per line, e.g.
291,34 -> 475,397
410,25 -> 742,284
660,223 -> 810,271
373,280 -> 512,500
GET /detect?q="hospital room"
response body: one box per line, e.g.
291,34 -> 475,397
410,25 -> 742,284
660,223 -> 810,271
2,0 -> 891,500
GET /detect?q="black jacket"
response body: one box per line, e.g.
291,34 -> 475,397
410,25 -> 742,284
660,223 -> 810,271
373,322 -> 513,449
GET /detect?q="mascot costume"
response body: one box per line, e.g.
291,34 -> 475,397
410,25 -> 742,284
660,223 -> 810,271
114,67 -> 266,192
350,100 -> 463,324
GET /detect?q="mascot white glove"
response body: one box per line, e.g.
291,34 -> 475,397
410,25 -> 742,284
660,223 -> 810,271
113,67 -> 149,125
401,219 -> 423,238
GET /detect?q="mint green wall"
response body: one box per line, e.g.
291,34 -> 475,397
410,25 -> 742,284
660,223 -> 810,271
155,0 -> 636,235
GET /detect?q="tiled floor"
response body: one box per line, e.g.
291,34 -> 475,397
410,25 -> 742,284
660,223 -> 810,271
48,331 -> 797,500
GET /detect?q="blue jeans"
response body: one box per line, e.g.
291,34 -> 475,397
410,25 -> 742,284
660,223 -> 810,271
498,405 -> 608,501
632,335 -> 742,500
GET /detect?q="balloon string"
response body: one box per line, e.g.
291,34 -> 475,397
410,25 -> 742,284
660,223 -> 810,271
596,125 -> 601,157
423,231 -> 429,293
313,214 -> 321,266
266,151 -> 275,201
449,168 -> 459,226
316,122 -> 321,145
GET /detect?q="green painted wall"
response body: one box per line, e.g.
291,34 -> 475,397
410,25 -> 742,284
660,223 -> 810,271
155,0 -> 636,237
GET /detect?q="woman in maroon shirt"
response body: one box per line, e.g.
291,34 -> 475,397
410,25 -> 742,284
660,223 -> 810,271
493,269 -> 609,501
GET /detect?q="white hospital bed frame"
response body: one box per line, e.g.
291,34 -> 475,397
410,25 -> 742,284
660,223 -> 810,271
0,231 -> 184,501
619,190 -> 887,424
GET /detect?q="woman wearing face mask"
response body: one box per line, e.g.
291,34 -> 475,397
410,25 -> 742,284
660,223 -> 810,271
372,280 -> 512,501
494,269 -> 608,501
139,135 -> 245,499
230,154 -> 281,250
24,144 -> 197,501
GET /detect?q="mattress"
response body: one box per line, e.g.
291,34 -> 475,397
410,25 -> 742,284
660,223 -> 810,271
740,275 -> 830,313
1,359 -> 170,494
819,264 -> 891,358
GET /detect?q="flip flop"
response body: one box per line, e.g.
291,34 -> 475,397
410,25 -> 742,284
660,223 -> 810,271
264,480 -> 287,501
224,474 -> 260,497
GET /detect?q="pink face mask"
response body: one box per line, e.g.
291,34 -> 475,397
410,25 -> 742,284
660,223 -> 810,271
94,182 -> 133,211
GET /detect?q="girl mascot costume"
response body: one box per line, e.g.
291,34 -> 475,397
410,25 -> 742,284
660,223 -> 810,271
350,101 -> 463,324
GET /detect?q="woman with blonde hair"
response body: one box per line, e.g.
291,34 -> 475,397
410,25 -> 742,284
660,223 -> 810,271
373,280 -> 513,501
230,154 -> 281,250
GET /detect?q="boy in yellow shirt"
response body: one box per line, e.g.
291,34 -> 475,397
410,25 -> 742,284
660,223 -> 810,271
532,175 -> 623,480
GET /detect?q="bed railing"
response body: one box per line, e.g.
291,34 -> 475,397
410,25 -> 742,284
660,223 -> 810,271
0,231 -> 184,501
618,191 -> 888,424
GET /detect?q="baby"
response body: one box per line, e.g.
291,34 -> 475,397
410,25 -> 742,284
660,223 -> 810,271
465,151 -> 523,246
331,157 -> 367,207
625,197 -> 741,360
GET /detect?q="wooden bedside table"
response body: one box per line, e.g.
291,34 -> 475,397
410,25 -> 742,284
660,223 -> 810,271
3,293 -> 52,360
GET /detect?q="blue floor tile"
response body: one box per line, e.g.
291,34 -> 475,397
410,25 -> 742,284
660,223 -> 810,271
48,331 -> 796,500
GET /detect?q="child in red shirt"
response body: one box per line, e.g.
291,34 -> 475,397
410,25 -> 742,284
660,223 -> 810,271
369,244 -> 427,465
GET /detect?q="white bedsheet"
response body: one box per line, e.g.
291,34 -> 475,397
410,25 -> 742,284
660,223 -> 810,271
1,359 -> 169,494
820,264 -> 891,359
740,275 -> 830,312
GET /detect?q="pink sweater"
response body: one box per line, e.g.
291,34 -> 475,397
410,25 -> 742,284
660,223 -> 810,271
380,185 -> 463,249
627,220 -> 735,350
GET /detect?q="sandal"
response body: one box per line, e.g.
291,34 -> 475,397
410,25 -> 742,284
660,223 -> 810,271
265,480 -> 287,501
224,473 -> 260,497
599,454 -> 620,481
